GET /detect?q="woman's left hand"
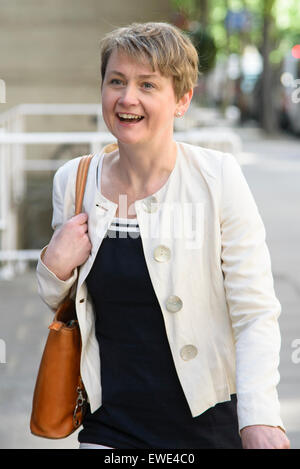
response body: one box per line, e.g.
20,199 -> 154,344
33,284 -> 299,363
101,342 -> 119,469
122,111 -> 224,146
240,425 -> 290,449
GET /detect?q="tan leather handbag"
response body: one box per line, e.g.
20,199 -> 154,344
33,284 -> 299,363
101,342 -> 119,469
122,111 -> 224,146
30,154 -> 93,439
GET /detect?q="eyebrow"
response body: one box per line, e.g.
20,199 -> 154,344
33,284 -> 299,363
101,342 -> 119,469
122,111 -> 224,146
107,70 -> 160,79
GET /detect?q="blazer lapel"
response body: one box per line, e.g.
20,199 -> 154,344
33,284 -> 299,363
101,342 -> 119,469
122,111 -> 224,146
76,151 -> 118,291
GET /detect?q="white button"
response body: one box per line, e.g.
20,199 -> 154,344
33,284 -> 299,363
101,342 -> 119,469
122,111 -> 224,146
154,245 -> 171,262
166,295 -> 183,313
180,345 -> 198,361
142,196 -> 158,213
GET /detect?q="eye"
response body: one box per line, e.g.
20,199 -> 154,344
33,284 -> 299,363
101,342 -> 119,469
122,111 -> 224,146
142,82 -> 155,90
109,78 -> 123,85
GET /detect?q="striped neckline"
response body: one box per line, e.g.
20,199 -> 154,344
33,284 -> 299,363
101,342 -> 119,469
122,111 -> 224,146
109,216 -> 139,234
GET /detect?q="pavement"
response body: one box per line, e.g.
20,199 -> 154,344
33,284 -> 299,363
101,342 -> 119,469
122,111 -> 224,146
0,271 -> 80,449
0,124 -> 299,449
237,126 -> 300,449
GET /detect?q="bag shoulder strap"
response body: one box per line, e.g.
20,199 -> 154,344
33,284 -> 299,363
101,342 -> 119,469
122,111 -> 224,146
59,154 -> 93,306
75,154 -> 93,215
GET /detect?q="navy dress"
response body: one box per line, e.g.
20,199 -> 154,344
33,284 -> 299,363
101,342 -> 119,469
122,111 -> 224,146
78,217 -> 242,449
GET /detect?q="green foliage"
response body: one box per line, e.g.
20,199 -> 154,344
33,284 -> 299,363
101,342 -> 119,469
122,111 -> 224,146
171,0 -> 300,61
188,28 -> 217,73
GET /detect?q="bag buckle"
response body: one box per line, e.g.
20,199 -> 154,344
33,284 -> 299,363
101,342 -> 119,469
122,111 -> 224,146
73,386 -> 86,427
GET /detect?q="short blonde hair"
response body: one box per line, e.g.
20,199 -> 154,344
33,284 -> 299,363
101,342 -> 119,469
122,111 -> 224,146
100,22 -> 199,101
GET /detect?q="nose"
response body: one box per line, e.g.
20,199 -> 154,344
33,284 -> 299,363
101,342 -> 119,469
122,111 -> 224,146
118,83 -> 139,107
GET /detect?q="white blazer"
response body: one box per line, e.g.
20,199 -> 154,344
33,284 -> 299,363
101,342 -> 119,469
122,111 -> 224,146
36,141 -> 284,431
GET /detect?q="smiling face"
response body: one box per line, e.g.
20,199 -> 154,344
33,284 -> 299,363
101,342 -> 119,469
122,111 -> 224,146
101,49 -> 184,147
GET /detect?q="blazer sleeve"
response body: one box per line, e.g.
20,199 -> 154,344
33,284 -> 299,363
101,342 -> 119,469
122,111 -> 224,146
220,153 -> 284,431
36,164 -> 78,311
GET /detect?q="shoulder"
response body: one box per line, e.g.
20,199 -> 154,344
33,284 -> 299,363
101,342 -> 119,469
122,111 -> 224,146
177,141 -> 238,180
53,145 -> 113,187
53,156 -> 83,187
53,151 -> 103,189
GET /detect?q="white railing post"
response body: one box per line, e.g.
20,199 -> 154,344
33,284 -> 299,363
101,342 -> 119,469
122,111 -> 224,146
0,103 -> 242,279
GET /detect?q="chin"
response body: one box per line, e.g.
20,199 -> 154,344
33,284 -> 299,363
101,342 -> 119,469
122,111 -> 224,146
111,131 -> 147,146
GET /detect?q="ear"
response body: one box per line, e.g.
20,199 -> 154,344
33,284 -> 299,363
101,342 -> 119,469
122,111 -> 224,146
175,88 -> 194,117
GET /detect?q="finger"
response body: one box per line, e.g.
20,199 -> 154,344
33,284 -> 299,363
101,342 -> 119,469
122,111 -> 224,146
80,223 -> 89,234
84,232 -> 91,243
72,212 -> 88,224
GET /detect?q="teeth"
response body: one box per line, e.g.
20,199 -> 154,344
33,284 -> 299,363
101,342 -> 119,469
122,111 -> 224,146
118,113 -> 143,120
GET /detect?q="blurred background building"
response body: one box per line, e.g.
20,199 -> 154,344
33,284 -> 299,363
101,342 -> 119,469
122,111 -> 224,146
0,0 -> 173,105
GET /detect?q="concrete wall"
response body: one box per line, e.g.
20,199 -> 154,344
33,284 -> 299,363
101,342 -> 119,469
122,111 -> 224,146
0,0 -> 173,107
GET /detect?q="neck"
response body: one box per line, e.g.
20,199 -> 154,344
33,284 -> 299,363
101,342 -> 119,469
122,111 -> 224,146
116,138 -> 177,195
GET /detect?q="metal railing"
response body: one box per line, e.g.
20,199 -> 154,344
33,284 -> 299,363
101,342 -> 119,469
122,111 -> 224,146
0,103 -> 242,279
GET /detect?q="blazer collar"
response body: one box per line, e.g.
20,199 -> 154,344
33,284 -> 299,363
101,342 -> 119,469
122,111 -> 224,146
77,141 -> 181,291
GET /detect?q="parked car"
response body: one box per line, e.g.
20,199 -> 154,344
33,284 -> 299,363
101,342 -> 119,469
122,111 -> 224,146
278,53 -> 300,135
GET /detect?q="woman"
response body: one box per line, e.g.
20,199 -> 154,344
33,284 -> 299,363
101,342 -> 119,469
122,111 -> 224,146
36,22 -> 290,449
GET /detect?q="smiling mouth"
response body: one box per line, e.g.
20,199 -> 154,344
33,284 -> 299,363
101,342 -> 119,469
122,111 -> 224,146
117,112 -> 144,123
